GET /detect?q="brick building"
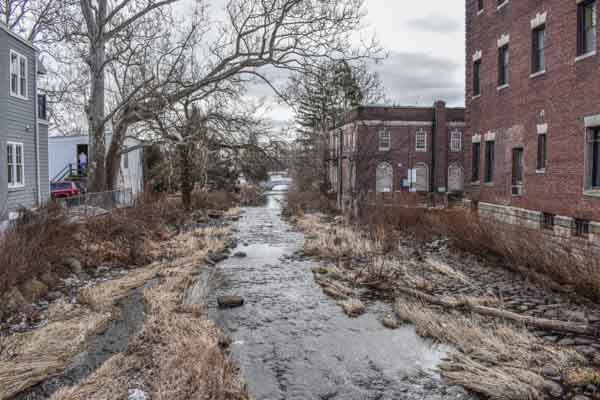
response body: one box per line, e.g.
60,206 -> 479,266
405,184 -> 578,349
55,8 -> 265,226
465,0 -> 600,242
326,102 -> 465,209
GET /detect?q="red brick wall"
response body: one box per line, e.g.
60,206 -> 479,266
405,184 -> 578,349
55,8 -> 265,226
465,0 -> 600,220
332,104 -> 465,195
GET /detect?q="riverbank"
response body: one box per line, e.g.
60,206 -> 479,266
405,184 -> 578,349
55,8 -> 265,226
291,212 -> 600,400
0,210 -> 248,400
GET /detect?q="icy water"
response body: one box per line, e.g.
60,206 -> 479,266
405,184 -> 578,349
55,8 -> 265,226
192,194 -> 474,400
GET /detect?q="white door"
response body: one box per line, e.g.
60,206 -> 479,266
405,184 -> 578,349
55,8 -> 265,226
448,165 -> 464,192
415,164 -> 428,192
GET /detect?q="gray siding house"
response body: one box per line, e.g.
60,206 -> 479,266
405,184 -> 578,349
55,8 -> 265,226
0,23 -> 49,225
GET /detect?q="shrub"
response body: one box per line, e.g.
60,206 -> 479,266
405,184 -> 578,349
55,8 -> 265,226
285,190 -> 337,215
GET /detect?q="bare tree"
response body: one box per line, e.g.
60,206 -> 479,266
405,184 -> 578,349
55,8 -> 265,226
88,0 -> 381,192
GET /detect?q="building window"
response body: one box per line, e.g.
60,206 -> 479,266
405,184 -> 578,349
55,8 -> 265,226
578,0 -> 597,56
378,129 -> 390,151
38,94 -> 48,120
450,130 -> 463,152
532,25 -> 546,73
573,219 -> 591,238
7,142 -> 25,188
477,0 -> 484,12
376,162 -> 393,193
472,142 -> 481,182
537,133 -> 547,170
591,128 -> 600,188
542,213 -> 555,230
498,44 -> 509,86
473,59 -> 481,96
484,140 -> 495,183
512,148 -> 524,195
416,129 -> 427,152
10,50 -> 28,99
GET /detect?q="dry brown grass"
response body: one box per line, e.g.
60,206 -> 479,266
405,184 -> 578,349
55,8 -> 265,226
0,303 -> 113,399
48,224 -> 247,400
395,299 -> 583,400
298,214 -> 375,258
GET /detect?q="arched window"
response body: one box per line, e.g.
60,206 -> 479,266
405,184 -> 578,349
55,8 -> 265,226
376,162 -> 393,193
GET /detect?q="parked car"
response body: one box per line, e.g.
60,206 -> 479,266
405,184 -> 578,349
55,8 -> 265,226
51,181 -> 80,199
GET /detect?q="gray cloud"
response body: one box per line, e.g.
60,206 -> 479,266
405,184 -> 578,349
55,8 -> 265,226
374,51 -> 464,107
405,13 -> 462,33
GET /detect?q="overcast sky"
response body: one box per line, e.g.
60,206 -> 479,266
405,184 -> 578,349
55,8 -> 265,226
367,1 -> 465,107
257,0 -> 467,125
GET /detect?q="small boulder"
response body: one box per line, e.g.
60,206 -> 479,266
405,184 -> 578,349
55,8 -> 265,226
542,365 -> 560,379
64,257 -> 83,274
217,296 -> 245,308
542,380 -> 564,398
341,299 -> 365,318
47,291 -> 62,301
382,315 -> 401,329
233,251 -> 247,258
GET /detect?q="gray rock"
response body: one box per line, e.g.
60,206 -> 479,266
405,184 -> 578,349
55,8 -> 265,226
576,346 -> 596,357
575,337 -> 595,345
542,380 -> 563,397
542,365 -> 560,378
557,338 -> 575,346
571,396 -> 591,400
64,257 -> 82,274
382,315 -> 401,329
217,296 -> 244,308
234,251 -> 247,258
47,291 -> 62,301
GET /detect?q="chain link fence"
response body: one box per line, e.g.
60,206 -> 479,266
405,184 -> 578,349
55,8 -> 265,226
56,189 -> 134,218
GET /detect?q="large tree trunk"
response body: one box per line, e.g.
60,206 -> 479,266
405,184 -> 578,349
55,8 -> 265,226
105,120 -> 129,190
179,143 -> 193,210
87,36 -> 107,193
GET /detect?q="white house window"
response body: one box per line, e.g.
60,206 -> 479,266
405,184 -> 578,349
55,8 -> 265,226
7,142 -> 24,188
10,50 -> 28,99
416,129 -> 427,152
450,130 -> 463,152
376,162 -> 393,192
378,129 -> 390,151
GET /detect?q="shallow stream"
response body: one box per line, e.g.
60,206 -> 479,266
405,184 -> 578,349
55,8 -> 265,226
188,194 -> 475,400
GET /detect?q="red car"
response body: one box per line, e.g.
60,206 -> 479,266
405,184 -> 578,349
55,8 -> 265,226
51,181 -> 80,199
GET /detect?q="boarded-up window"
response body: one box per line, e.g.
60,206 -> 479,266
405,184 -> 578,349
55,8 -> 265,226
448,164 -> 464,192
415,163 -> 429,192
376,162 -> 393,193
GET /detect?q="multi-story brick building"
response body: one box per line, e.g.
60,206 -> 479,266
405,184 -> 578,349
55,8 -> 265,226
465,0 -> 600,242
326,102 -> 465,209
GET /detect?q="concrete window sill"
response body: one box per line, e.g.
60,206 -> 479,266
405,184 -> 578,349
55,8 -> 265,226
472,94 -> 481,100
483,182 -> 495,187
39,119 -> 49,126
477,9 -> 484,16
535,169 -> 546,174
583,190 -> 600,199
575,51 -> 596,63
8,186 -> 25,192
496,1 -> 509,11
497,84 -> 510,91
530,70 -> 546,79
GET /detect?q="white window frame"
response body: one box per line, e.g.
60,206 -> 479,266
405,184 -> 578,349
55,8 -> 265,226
450,130 -> 463,152
7,141 -> 25,189
416,129 -> 427,152
9,50 -> 28,100
378,128 -> 391,151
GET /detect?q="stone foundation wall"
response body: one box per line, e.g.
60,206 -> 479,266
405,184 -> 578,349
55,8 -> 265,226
465,200 -> 600,248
